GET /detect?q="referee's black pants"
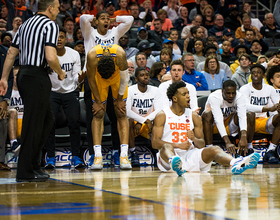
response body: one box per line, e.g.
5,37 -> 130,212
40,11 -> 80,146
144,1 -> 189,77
45,90 -> 81,158
16,66 -> 54,179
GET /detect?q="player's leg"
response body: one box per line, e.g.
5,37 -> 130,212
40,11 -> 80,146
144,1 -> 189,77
201,145 -> 260,174
246,112 -> 255,155
128,119 -> 140,167
7,109 -> 20,156
202,111 -> 214,146
159,143 -> 185,176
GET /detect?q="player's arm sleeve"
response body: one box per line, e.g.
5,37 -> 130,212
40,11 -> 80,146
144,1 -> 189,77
236,94 -> 247,131
146,88 -> 162,121
73,51 -> 81,84
239,86 -> 263,112
126,89 -> 147,124
115,16 -> 134,38
189,84 -> 199,110
80,14 -> 94,42
209,96 -> 228,137
270,86 -> 279,104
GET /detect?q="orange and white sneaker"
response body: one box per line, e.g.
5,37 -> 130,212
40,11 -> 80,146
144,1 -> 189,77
120,156 -> 132,169
90,156 -> 103,170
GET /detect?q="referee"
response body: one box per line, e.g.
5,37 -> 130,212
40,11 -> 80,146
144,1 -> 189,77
0,0 -> 65,182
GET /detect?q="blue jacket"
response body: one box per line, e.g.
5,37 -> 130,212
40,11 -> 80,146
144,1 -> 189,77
0,45 -> 13,100
182,69 -> 208,91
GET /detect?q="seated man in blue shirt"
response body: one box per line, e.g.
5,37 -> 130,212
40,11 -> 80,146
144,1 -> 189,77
182,52 -> 208,91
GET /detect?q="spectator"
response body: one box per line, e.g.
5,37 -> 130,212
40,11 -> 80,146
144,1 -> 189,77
197,44 -> 233,79
129,3 -> 145,31
71,26 -> 83,47
149,61 -> 167,85
150,9 -> 173,31
260,13 -> 280,43
72,0 -> 84,25
250,40 -> 263,63
231,53 -> 251,89
84,0 -> 103,16
181,14 -> 208,39
169,28 -> 184,55
139,0 -> 156,24
56,0 -> 73,27
160,48 -> 172,71
193,39 -> 205,69
230,44 -> 249,74
201,55 -> 227,90
208,14 -> 227,43
215,0 -> 240,19
114,0 -> 131,16
148,19 -> 168,45
173,6 -> 191,32
0,5 -> 8,31
7,16 -> 22,39
256,55 -> 269,64
25,0 -> 38,14
180,0 -> 196,13
182,52 -> 208,91
189,0 -> 208,21
73,40 -> 85,69
135,52 -> 149,71
221,40 -> 234,66
2,0 -> 29,31
185,26 -> 205,53
243,29 -> 268,56
153,0 -> 167,13
220,28 -> 239,48
241,2 -> 255,18
127,60 -> 136,86
119,34 -> 139,59
224,6 -> 242,32
235,15 -> 262,39
201,4 -> 215,30
64,17 -> 75,43
155,38 -> 182,62
162,0 -> 180,23
1,32 -> 12,48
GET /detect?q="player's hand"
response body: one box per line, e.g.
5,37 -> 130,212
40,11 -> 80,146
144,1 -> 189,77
194,107 -> 201,115
177,141 -> 192,150
58,70 -> 66,81
0,80 -> 8,96
0,101 -> 8,119
92,102 -> 104,115
134,123 -> 142,136
196,82 -> 201,87
226,143 -> 236,155
267,58 -> 280,68
269,103 -> 279,112
114,99 -> 126,114
144,119 -> 153,133
187,130 -> 195,141
237,136 -> 248,155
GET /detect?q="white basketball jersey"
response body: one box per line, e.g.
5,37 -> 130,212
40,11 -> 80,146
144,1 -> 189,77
8,89 -> 23,119
162,107 -> 194,158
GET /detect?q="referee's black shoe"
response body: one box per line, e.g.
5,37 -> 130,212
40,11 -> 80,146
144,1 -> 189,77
34,169 -> 50,178
16,174 -> 49,182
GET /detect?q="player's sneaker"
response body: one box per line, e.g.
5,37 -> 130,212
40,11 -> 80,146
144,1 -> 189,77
170,156 -> 186,176
231,153 -> 260,175
11,141 -> 21,157
246,148 -> 255,156
45,157 -> 56,169
88,154 -> 95,167
120,156 -> 132,169
130,150 -> 140,167
263,150 -> 279,164
90,156 -> 103,170
111,151 -> 120,166
71,156 -> 85,168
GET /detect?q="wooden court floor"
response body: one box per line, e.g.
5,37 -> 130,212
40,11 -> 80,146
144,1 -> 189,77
0,164 -> 280,220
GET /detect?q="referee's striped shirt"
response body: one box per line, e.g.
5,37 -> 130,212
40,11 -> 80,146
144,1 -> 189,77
11,14 -> 59,68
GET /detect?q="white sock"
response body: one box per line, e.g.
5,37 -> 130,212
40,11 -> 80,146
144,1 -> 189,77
10,139 -> 17,145
94,145 -> 102,157
206,144 -> 213,148
268,143 -> 277,151
248,143 -> 253,149
120,144 -> 128,157
129,147 -> 136,152
112,149 -> 118,155
230,158 -> 239,166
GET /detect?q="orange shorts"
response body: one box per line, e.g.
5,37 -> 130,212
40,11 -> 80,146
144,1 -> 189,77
213,114 -> 236,136
134,121 -> 150,139
255,116 -> 275,134
17,119 -> 22,138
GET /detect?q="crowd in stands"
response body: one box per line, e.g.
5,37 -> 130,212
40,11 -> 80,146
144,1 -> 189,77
1,0 -> 280,170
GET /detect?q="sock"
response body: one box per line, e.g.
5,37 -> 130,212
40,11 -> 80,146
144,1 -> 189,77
248,143 -> 253,149
94,145 -> 102,157
129,147 -> 136,152
230,158 -> 239,166
120,144 -> 128,157
268,143 -> 277,151
206,144 -> 213,148
112,149 -> 118,155
10,139 -> 17,145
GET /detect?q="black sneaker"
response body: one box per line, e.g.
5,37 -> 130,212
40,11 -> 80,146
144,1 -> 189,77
131,150 -> 140,167
11,141 -> 21,157
263,150 -> 279,164
246,148 -> 254,156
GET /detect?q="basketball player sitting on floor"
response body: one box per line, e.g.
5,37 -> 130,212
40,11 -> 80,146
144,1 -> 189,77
126,67 -> 161,166
202,80 -> 255,156
151,81 -> 260,176
240,64 -> 280,164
